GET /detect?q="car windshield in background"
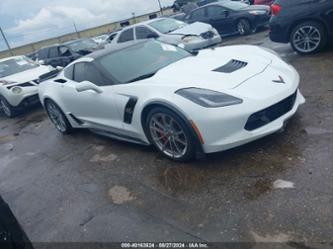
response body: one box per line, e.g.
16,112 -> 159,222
97,41 -> 190,83
149,19 -> 187,34
0,57 -> 38,78
66,39 -> 98,52
221,2 -> 248,10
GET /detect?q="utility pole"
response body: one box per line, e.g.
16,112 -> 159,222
0,27 -> 13,56
73,21 -> 80,38
157,0 -> 164,15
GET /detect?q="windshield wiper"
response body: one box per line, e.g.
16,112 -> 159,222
128,72 -> 156,83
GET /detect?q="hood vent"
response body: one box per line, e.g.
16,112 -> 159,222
213,59 -> 248,73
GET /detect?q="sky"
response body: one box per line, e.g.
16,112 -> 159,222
0,0 -> 174,51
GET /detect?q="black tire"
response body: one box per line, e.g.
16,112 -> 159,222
237,19 -> 251,36
44,99 -> 73,134
145,107 -> 196,162
290,21 -> 327,55
0,96 -> 18,118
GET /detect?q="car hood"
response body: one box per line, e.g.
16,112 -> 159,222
0,65 -> 52,84
146,45 -> 273,91
169,22 -> 212,36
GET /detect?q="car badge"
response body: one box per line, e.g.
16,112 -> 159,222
273,76 -> 286,84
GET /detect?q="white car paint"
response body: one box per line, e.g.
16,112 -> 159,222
0,56 -> 53,108
39,42 -> 305,160
110,17 -> 222,51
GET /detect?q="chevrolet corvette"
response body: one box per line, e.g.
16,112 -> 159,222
39,40 -> 305,161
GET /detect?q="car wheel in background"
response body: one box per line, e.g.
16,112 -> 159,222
290,21 -> 327,55
45,99 -> 73,134
237,19 -> 251,36
146,107 -> 195,162
0,96 -> 18,118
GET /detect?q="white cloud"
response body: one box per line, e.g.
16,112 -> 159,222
1,0 -> 175,49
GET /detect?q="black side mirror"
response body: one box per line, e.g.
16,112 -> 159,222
147,33 -> 159,39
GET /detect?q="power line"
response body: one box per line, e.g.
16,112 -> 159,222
0,27 -> 14,56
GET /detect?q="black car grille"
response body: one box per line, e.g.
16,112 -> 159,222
201,31 -> 214,39
213,59 -> 248,73
245,91 -> 297,131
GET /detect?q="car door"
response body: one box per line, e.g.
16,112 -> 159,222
60,62 -> 124,133
135,26 -> 159,40
206,6 -> 234,35
187,7 -> 207,24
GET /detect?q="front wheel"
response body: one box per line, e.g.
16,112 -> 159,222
290,21 -> 327,55
0,96 -> 18,118
45,100 -> 73,134
146,107 -> 196,162
237,19 -> 251,36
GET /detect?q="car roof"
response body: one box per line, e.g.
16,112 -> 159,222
121,17 -> 176,30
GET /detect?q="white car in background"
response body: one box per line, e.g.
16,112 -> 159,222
39,40 -> 305,162
0,56 -> 54,118
110,17 -> 222,51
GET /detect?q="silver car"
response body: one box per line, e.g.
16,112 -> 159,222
110,18 -> 222,51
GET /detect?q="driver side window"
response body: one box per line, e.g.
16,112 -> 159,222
135,26 -> 159,39
73,62 -> 111,86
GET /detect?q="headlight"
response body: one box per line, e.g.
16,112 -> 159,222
175,88 -> 243,108
182,35 -> 200,43
248,10 -> 267,15
11,86 -> 23,94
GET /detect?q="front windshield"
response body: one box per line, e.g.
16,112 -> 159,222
97,41 -> 191,83
221,1 -> 249,10
0,56 -> 38,78
67,38 -> 98,52
149,18 -> 187,34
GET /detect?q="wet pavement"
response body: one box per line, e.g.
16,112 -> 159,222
0,31 -> 332,247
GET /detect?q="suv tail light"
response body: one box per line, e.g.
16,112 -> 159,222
271,4 -> 281,16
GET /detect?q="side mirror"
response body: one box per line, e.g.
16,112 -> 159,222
38,60 -> 45,65
147,33 -> 159,39
75,81 -> 103,94
56,66 -> 64,71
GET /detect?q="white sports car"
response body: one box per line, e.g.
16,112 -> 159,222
0,56 -> 54,117
39,40 -> 305,161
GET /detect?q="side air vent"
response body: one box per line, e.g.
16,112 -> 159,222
213,59 -> 248,73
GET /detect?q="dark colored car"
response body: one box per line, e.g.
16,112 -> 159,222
198,0 -> 254,7
0,196 -> 33,249
35,44 -> 81,67
269,0 -> 333,55
186,1 -> 270,36
63,38 -> 104,56
254,0 -> 273,5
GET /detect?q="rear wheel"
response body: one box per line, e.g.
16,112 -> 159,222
237,19 -> 251,36
45,99 -> 73,134
146,107 -> 196,162
290,21 -> 327,55
0,96 -> 18,118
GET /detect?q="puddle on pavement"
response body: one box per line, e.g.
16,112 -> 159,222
155,120 -> 305,200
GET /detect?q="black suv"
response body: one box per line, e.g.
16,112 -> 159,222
269,0 -> 333,54
35,44 -> 82,67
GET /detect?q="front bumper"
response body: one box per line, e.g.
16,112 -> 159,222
2,86 -> 39,107
184,34 -> 222,51
198,90 -> 305,154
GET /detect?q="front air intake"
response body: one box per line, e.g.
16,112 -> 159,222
213,59 -> 248,73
